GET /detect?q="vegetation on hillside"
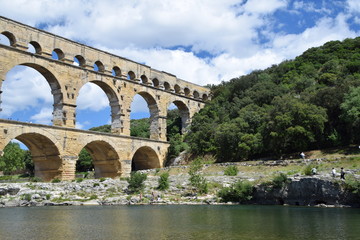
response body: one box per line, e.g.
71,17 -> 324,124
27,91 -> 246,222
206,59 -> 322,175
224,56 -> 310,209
186,37 -> 360,162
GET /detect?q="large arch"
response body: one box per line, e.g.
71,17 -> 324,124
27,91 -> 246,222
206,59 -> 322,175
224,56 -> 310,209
131,146 -> 160,171
6,133 -> 62,181
131,91 -> 160,140
81,140 -> 121,178
77,80 -> 122,133
0,62 -> 64,126
168,100 -> 190,134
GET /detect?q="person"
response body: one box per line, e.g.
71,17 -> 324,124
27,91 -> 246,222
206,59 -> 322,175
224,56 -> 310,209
311,167 -> 317,175
331,168 -> 336,177
300,152 -> 305,160
340,168 -> 345,179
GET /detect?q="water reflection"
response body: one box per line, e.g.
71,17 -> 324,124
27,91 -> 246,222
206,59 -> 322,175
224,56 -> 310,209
0,205 -> 359,240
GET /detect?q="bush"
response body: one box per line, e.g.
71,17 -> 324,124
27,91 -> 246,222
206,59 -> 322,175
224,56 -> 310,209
21,193 -> 32,201
127,171 -> 147,193
272,173 -> 290,188
217,181 -> 253,203
76,178 -> 84,183
93,183 -> 100,187
99,177 -> 106,182
30,177 -> 42,182
157,172 -> 170,191
51,178 -> 61,183
303,164 -> 317,176
344,175 -> 360,195
188,158 -> 208,194
224,165 -> 238,176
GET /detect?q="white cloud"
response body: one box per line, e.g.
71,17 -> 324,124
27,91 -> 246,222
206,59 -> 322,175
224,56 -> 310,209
347,0 -> 360,12
30,107 -> 52,124
0,0 -> 359,124
76,83 -> 109,111
0,66 -> 52,118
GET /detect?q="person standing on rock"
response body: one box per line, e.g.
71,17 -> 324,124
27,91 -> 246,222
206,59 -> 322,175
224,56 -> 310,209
331,168 -> 336,177
300,152 -> 305,160
340,168 -> 346,180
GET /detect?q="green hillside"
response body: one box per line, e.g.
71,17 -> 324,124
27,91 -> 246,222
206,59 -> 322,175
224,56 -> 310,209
186,37 -> 360,162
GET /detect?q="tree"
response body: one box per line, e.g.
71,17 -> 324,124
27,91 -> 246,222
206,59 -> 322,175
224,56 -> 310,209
0,142 -> 26,174
76,148 -> 93,172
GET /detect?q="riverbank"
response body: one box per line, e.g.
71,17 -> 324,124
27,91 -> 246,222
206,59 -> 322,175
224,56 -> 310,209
1,157 -> 359,208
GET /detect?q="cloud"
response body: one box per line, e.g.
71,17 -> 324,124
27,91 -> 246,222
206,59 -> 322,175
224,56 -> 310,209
347,0 -> 360,12
30,107 -> 52,124
0,66 -> 52,118
76,83 -> 109,111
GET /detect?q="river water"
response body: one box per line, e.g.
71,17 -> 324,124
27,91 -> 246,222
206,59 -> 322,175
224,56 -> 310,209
0,205 -> 359,240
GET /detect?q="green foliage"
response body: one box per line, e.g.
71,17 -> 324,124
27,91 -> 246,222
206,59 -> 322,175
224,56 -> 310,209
217,181 -> 254,203
130,118 -> 150,138
188,158 -> 208,194
157,172 -> 170,191
303,164 -> 317,176
0,142 -> 26,174
21,193 -> 32,201
224,165 -> 238,176
99,177 -> 106,182
51,178 -> 61,183
89,125 -> 111,133
127,171 -> 147,193
76,178 -> 84,183
272,173 -> 290,188
76,148 -> 93,173
343,175 -> 360,195
30,177 -> 42,182
186,37 -> 360,161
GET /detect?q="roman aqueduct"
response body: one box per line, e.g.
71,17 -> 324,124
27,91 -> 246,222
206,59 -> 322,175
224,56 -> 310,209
0,16 -> 210,181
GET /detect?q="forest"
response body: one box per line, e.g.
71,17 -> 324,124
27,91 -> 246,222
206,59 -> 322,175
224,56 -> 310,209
186,37 -> 360,162
2,36 -> 360,174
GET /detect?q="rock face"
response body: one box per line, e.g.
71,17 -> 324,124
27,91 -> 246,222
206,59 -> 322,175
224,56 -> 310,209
0,175 -> 358,208
252,177 -> 359,207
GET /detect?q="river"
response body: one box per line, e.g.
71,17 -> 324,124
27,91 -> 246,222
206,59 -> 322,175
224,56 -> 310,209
0,205 -> 359,240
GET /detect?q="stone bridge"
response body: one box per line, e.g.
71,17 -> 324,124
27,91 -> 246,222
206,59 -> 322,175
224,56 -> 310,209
0,16 -> 210,180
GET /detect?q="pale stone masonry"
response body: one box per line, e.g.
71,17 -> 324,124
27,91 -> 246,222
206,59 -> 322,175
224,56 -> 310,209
0,16 -> 210,180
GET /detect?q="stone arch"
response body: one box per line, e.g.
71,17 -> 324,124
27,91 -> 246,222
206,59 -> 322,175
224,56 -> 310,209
28,41 -> 42,54
174,84 -> 181,94
52,48 -> 65,60
193,91 -> 199,99
112,66 -> 121,77
128,71 -> 136,80
81,140 -> 121,178
94,60 -> 105,72
152,78 -> 160,88
80,80 -> 122,134
184,87 -> 190,97
164,82 -> 171,91
132,91 -> 160,140
74,55 -> 86,67
0,31 -> 16,46
5,133 -> 62,181
169,100 -> 191,134
131,146 -> 160,171
202,93 -> 208,101
0,62 -> 64,126
141,75 -> 148,85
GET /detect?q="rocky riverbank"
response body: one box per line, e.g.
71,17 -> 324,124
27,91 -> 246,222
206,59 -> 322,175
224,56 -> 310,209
1,165 -> 359,208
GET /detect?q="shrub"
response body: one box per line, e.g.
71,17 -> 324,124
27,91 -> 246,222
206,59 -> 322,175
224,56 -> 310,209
21,193 -> 32,201
89,194 -> 98,200
272,173 -> 290,188
188,158 -> 208,194
51,178 -> 61,183
217,181 -> 254,203
76,178 -> 83,183
46,194 -> 51,200
344,175 -> 360,195
99,177 -> 106,182
157,172 -> 170,191
93,183 -> 100,187
224,165 -> 238,176
303,164 -> 316,176
127,171 -> 147,193
30,177 -> 42,182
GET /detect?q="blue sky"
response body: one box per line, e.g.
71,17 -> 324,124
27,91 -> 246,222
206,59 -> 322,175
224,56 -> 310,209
0,0 -> 360,130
